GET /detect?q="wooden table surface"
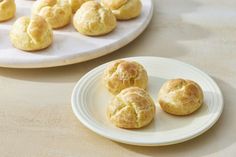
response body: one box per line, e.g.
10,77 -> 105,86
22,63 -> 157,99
1,0 -> 236,156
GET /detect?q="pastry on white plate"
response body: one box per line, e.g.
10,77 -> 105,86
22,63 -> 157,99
10,15 -> 53,51
107,87 -> 156,129
158,79 -> 204,116
103,60 -> 148,95
32,0 -> 72,29
73,1 -> 117,36
67,0 -> 91,13
101,0 -> 142,20
0,0 -> 16,22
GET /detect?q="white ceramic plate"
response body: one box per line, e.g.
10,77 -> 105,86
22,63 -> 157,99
0,0 -> 153,68
71,57 -> 223,146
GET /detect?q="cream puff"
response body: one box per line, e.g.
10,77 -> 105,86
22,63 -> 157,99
107,87 -> 156,129
32,0 -> 72,29
158,79 -> 204,116
73,1 -> 117,36
0,0 -> 16,22
103,60 -> 148,95
9,15 -> 53,51
67,0 -> 90,13
101,0 -> 142,20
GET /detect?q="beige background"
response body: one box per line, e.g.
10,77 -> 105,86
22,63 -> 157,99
1,0 -> 236,156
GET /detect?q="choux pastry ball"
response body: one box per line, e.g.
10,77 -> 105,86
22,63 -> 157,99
9,15 -> 53,51
67,0 -> 90,13
103,60 -> 148,95
107,87 -> 156,129
101,0 -> 142,20
158,79 -> 204,116
32,0 -> 72,29
73,1 -> 117,36
0,0 -> 16,22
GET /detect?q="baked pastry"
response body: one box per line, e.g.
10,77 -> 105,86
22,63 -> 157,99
32,0 -> 72,29
0,0 -> 16,22
158,79 -> 204,116
9,15 -> 53,51
107,87 -> 156,129
103,60 -> 148,95
73,1 -> 117,36
67,0 -> 90,13
101,0 -> 142,20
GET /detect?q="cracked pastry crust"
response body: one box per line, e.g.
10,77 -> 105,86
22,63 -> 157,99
9,15 -> 53,51
67,0 -> 90,13
103,60 -> 148,95
32,0 -> 72,29
0,0 -> 16,22
101,0 -> 142,20
158,79 -> 204,116
107,87 -> 156,129
73,1 -> 117,36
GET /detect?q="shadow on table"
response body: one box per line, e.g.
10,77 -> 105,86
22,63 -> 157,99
114,77 -> 235,157
0,0 -> 210,83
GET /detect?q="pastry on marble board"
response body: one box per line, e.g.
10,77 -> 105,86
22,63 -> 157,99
73,1 -> 117,36
67,0 -> 91,13
101,0 -> 142,20
103,60 -> 148,95
0,0 -> 16,22
9,15 -> 53,51
158,79 -> 204,116
107,87 -> 156,129
32,0 -> 72,29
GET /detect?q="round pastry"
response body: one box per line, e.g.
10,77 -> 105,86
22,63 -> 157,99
32,0 -> 72,29
103,60 -> 148,95
107,87 -> 156,129
9,15 -> 53,51
67,0 -> 90,13
73,1 -> 117,36
158,79 -> 204,116
101,0 -> 142,20
0,0 -> 16,22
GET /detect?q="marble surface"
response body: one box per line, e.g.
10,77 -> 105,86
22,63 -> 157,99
0,0 -> 236,156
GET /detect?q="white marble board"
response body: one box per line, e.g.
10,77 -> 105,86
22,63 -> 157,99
0,0 -> 153,68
